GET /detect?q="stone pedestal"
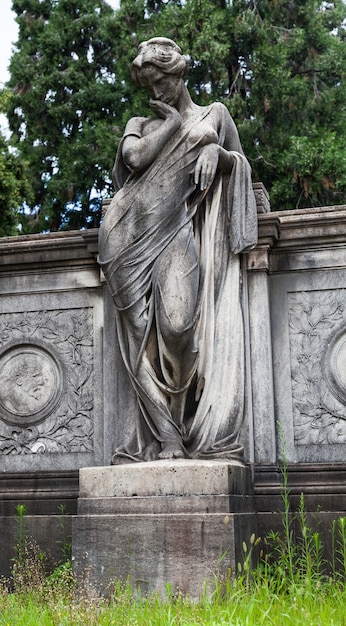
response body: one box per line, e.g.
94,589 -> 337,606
72,460 -> 256,599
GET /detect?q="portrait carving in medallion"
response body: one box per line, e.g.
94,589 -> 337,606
288,290 -> 346,446
0,308 -> 94,455
0,344 -> 63,425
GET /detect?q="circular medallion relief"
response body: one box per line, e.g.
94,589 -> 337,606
0,344 -> 63,426
324,328 -> 346,404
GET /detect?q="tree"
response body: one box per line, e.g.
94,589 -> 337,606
154,0 -> 346,210
230,0 -> 346,210
7,0 -> 121,232
6,0 -> 346,231
0,89 -> 31,236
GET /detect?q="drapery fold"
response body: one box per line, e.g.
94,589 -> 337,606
98,102 -> 257,462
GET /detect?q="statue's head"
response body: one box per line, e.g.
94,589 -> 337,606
131,37 -> 189,87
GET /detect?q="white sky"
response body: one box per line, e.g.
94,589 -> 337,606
0,0 -> 120,86
0,0 -> 19,87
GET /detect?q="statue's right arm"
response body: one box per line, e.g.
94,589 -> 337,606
122,100 -> 181,172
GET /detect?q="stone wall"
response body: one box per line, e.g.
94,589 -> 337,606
0,203 -> 346,576
248,206 -> 346,539
0,231 -> 102,574
0,231 -> 105,471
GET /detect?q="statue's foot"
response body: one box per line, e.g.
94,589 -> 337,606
159,444 -> 185,459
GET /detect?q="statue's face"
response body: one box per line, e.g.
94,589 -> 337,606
139,66 -> 182,106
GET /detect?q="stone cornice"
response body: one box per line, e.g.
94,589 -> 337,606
268,205 -> 346,247
255,205 -> 346,247
2,204 -> 346,273
249,204 -> 346,273
0,229 -> 99,271
247,213 -> 281,272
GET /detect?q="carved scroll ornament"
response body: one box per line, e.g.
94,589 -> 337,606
288,290 -> 346,446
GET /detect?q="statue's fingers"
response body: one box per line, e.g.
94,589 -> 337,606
200,165 -> 209,190
204,163 -> 213,189
194,160 -> 202,185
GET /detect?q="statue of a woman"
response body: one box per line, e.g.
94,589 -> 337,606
98,38 -> 257,463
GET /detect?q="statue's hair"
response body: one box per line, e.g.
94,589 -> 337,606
131,37 -> 188,85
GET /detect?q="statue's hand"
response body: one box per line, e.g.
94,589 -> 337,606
149,99 -> 182,129
194,144 -> 220,191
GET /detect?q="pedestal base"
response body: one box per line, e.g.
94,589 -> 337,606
72,460 -> 256,599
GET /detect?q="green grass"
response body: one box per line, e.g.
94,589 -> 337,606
2,463 -> 345,626
0,568 -> 345,626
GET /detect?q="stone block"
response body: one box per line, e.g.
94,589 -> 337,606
73,460 -> 256,599
79,459 -> 251,498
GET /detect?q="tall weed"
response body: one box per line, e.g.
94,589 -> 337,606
2,465 -> 345,625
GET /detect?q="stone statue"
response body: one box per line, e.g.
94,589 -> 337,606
98,37 -> 258,463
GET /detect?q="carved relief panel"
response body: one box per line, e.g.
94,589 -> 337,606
288,290 -> 346,446
0,308 -> 94,456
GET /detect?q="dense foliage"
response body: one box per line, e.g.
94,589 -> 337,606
6,0 -> 119,232
152,0 -> 346,210
0,90 -> 32,235
2,0 -> 346,233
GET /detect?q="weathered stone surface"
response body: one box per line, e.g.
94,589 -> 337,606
252,205 -> 346,464
73,460 -> 255,598
73,511 -> 256,599
247,270 -> 276,464
79,459 -> 249,498
254,462 -> 346,561
1,514 -> 74,579
2,202 -> 346,584
98,37 -> 258,464
77,494 -> 254,515
0,470 -> 78,578
2,203 -> 346,582
0,230 -> 105,472
252,182 -> 270,214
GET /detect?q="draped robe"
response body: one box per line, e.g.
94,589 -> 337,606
98,102 -> 258,462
